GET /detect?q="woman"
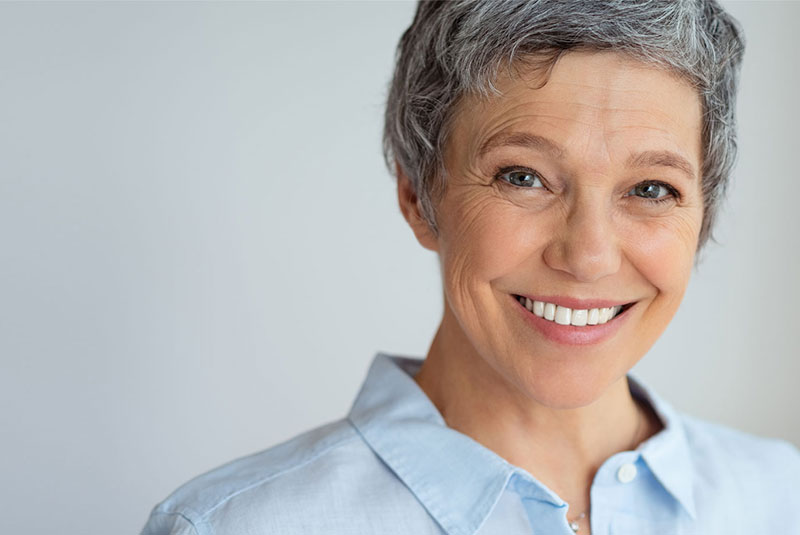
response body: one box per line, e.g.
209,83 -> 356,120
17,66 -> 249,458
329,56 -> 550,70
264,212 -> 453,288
142,1 -> 800,534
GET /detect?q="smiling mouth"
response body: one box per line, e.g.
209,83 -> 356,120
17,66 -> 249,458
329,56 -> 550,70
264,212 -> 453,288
513,295 -> 634,327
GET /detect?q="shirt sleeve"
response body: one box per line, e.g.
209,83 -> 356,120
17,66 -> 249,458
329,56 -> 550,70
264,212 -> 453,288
774,440 -> 800,510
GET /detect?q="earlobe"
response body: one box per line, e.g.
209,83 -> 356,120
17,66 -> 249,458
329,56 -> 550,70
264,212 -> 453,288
396,166 -> 439,252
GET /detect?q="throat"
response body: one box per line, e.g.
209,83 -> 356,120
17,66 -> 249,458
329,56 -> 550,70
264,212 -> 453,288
415,310 -> 662,509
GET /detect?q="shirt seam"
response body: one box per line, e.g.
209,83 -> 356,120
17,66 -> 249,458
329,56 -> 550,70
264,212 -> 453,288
192,423 -> 363,521
147,510 -> 205,535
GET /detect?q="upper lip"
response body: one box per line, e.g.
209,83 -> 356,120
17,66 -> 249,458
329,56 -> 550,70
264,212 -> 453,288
513,294 -> 635,310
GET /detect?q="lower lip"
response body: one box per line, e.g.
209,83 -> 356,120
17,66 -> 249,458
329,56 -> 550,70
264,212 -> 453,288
511,295 -> 632,346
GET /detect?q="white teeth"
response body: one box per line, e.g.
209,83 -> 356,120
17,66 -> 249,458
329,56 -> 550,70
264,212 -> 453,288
518,296 -> 627,327
571,309 -> 588,327
554,305 -> 571,325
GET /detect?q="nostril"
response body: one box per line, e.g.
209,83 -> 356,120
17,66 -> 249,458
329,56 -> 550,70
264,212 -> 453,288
545,241 -> 622,283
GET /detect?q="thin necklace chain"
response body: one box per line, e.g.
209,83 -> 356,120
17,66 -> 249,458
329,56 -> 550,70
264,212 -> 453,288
568,404 -> 644,533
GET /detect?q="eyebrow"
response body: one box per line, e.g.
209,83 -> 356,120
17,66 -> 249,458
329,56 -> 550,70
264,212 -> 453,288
478,131 -> 696,180
478,131 -> 565,159
627,150 -> 697,181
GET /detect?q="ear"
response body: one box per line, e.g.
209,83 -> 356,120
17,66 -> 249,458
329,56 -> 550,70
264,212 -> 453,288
396,164 -> 439,252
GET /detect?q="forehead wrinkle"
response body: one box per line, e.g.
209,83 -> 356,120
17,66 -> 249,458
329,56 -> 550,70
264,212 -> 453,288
455,74 -> 701,178
469,114 -> 693,178
526,80 -> 697,133
504,97 -> 690,132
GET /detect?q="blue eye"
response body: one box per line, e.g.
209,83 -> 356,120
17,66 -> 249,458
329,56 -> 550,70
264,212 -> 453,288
627,181 -> 677,201
497,168 -> 545,188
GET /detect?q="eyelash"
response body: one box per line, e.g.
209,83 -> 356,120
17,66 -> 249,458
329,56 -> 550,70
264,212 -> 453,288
494,166 -> 681,204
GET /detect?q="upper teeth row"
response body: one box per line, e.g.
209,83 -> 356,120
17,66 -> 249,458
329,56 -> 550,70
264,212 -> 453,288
517,297 -> 623,326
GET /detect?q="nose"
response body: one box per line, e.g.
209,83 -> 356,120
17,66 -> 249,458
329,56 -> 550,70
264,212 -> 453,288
542,197 -> 622,282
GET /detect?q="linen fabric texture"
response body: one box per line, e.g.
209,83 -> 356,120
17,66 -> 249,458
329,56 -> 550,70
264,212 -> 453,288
142,354 -> 800,535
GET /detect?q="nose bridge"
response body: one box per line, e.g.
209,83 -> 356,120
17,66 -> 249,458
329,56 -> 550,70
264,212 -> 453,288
545,188 -> 621,282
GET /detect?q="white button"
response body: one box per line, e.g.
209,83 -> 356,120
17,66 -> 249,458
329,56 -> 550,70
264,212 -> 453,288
616,463 -> 637,483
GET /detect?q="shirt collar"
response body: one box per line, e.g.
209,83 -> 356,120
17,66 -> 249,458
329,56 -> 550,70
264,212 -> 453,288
628,375 -> 697,518
347,354 -> 518,535
348,354 -> 697,533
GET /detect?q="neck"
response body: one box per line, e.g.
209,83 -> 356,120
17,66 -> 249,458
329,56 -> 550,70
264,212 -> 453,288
415,313 -> 660,512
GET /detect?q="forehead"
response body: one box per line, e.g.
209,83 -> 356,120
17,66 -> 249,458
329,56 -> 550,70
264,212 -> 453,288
448,51 -> 704,174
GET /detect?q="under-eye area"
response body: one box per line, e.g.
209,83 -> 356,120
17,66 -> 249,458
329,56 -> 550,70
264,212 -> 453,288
513,295 -> 635,326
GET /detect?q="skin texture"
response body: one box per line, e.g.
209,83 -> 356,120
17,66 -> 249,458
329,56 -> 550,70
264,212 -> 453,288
398,51 -> 704,532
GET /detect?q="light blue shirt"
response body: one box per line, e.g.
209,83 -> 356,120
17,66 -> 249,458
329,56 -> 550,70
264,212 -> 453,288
142,354 -> 800,535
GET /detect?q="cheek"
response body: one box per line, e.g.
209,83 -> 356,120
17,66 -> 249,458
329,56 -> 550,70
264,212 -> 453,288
624,210 -> 700,306
438,192 -> 541,294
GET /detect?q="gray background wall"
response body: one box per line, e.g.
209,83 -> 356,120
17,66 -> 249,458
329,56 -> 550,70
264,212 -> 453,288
0,2 -> 797,534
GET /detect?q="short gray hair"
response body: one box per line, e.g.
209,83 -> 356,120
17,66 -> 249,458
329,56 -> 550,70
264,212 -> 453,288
383,0 -> 745,248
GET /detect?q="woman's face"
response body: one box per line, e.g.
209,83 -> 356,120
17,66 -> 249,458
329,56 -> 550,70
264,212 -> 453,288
410,51 -> 704,409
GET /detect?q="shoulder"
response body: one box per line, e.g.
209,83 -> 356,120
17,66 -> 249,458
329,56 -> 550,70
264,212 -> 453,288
141,418 -> 414,535
679,414 -> 800,511
635,375 -> 800,498
681,414 -> 800,473
149,419 -> 359,515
